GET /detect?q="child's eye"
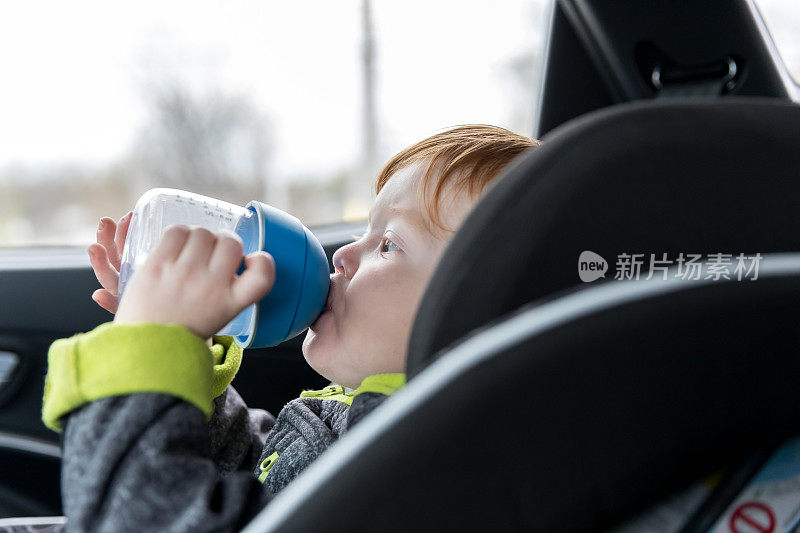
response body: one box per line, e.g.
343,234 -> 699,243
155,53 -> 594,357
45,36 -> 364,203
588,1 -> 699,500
380,236 -> 400,254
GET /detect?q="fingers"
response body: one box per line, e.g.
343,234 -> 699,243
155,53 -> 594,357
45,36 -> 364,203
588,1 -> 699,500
208,230 -> 245,276
88,243 -> 120,296
91,288 -> 119,314
115,211 -> 133,259
97,213 -> 129,271
147,226 -> 240,274
230,252 -> 275,310
146,224 -> 192,265
175,226 -> 217,269
97,217 -> 121,271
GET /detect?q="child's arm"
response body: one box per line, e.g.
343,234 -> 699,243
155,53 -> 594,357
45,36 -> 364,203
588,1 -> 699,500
42,322 -> 276,530
205,333 -> 277,474
209,385 -> 276,475
61,392 -> 271,531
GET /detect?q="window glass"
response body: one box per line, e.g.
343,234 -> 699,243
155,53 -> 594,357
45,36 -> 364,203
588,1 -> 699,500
0,0 -> 547,247
756,0 -> 800,85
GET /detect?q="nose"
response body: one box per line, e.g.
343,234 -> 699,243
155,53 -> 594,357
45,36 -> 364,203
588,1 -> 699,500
332,240 -> 359,279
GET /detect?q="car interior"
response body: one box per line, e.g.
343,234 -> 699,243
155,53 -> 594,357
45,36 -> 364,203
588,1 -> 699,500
1,0 -> 799,531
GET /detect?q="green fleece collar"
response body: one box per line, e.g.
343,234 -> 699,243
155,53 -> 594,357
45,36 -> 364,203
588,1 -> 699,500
355,373 -> 406,395
299,373 -> 406,406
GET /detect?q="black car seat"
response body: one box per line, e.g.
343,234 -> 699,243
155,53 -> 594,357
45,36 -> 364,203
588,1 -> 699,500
243,255 -> 800,532
241,98 -> 800,531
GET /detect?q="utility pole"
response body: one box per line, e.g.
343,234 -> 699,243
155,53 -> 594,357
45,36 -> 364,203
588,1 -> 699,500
346,0 -> 379,221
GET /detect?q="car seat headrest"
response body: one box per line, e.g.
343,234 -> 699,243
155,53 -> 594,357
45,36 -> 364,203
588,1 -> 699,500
407,97 -> 800,378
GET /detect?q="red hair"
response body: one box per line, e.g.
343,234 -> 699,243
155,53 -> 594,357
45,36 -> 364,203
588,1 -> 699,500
374,124 -> 541,236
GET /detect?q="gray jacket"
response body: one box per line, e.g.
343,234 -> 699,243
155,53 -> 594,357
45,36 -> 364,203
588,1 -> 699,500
59,384 -> 393,532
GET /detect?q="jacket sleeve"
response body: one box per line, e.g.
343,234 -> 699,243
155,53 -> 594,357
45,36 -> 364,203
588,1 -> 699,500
43,322 -> 276,531
61,392 -> 272,532
205,332 -> 277,475
209,385 -> 276,475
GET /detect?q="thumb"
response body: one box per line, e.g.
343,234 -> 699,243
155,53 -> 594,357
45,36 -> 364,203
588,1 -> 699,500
230,252 -> 276,311
92,288 -> 119,314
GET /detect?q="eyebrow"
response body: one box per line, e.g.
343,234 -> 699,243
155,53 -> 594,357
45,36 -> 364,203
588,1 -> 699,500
368,204 -> 426,234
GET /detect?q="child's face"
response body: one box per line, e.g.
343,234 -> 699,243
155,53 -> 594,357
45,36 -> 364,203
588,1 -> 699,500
302,162 -> 475,388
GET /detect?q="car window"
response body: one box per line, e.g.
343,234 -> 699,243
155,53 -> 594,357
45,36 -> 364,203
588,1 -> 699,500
0,0 -> 547,247
755,0 -> 800,85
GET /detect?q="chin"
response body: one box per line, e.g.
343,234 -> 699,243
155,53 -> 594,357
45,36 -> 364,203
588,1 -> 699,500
301,329 -> 319,364
301,329 -> 336,381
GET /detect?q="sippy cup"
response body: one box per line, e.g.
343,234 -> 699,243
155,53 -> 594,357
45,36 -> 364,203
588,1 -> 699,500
117,187 -> 331,349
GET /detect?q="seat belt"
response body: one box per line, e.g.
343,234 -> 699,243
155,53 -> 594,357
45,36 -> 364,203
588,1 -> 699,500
679,435 -> 800,533
612,438 -> 799,533
677,446 -> 777,533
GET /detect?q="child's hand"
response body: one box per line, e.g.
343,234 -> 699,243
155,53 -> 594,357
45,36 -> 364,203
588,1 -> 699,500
113,224 -> 276,342
88,211 -> 133,314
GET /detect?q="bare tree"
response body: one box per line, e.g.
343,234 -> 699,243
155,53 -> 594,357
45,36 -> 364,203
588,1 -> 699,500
130,82 -> 273,200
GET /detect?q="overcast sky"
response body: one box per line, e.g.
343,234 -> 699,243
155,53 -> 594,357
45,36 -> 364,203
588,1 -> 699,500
0,0 -> 547,181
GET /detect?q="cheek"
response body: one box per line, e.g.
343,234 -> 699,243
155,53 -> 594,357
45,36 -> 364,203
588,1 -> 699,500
302,260 -> 433,383
345,265 -> 425,341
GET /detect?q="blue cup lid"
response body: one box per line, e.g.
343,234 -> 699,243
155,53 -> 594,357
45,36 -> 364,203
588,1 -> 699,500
234,201 -> 330,349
